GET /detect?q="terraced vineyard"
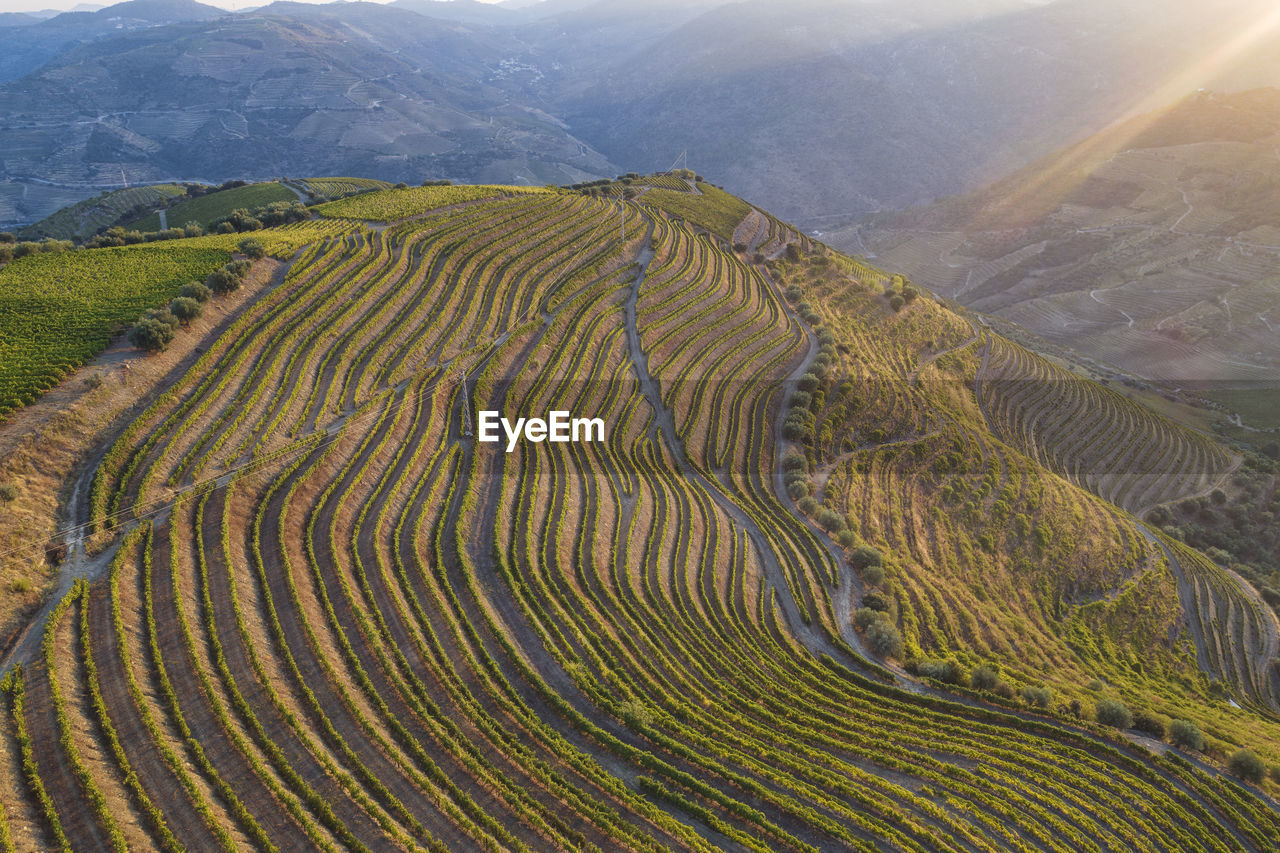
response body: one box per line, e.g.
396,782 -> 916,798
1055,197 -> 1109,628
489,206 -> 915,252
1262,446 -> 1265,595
129,183 -> 301,232
292,178 -> 394,201
19,185 -> 186,241
978,337 -> 1236,513
0,245 -> 231,417
317,185 -> 554,221
1,184 -> 1277,850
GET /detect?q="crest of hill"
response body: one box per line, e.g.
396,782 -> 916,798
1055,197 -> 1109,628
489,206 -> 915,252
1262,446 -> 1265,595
126,181 -> 299,231
91,0 -> 224,22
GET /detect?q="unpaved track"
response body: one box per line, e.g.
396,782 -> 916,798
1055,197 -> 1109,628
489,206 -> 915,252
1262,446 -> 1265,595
626,224 -> 862,668
1,256 -> 298,676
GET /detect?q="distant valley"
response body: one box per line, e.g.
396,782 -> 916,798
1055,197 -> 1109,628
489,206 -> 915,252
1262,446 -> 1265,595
6,0 -> 1280,229
846,88 -> 1280,425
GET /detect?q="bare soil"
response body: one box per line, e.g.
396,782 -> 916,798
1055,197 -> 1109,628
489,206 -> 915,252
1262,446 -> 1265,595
0,258 -> 282,666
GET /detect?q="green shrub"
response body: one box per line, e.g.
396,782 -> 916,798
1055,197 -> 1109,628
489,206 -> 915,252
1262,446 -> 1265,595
850,545 -> 882,570
128,317 -> 176,352
1021,685 -> 1052,708
970,665 -> 1000,692
169,296 -> 202,325
1132,710 -> 1166,740
1166,718 -> 1204,751
1227,749 -> 1265,783
861,593 -> 889,612
861,563 -> 884,586
866,619 -> 903,659
781,450 -> 807,472
206,268 -> 240,294
917,658 -> 965,685
238,237 -> 266,259
1094,699 -> 1133,729
180,281 -> 212,303
0,482 -> 19,506
817,508 -> 846,532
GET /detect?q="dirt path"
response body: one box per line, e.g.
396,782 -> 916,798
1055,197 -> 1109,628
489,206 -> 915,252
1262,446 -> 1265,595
0,256 -> 294,674
282,182 -> 310,203
1136,522 -> 1212,674
624,227 -> 832,654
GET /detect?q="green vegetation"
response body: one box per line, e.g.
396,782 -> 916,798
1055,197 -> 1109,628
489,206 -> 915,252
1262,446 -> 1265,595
0,245 -> 229,417
129,182 -> 298,232
642,182 -> 752,241
293,177 -> 394,201
127,307 -> 180,353
1147,449 -> 1280,621
20,185 -> 185,241
980,336 -> 1234,513
1202,386 -> 1280,430
1171,718 -> 1207,751
1095,698 -> 1134,729
0,183 -> 1277,850
772,239 -> 1280,760
1228,749 -> 1266,783
315,183 -> 554,221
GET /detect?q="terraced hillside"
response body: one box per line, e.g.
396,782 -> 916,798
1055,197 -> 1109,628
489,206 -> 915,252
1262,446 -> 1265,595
850,88 -> 1280,413
978,337 -> 1237,513
0,185 -> 1277,850
19,185 -> 186,241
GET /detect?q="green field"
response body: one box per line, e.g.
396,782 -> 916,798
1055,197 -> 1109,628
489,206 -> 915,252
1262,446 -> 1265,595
642,182 -> 752,240
0,245 -> 229,416
19,185 -> 186,240
1202,386 -> 1280,430
316,182 -> 554,220
129,182 -> 299,231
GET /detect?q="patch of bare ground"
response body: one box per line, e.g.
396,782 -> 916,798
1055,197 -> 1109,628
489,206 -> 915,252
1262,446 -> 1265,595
0,258 -> 283,662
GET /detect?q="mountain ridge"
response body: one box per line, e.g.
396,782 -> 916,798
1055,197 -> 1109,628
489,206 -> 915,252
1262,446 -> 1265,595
7,0 -> 1280,229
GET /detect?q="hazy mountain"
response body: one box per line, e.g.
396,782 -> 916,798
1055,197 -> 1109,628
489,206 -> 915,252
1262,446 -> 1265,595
850,88 -> 1280,394
0,0 -> 223,82
0,13 -> 42,26
548,0 -> 1280,222
0,1 -> 617,225
389,0 -> 515,25
6,0 -> 1280,228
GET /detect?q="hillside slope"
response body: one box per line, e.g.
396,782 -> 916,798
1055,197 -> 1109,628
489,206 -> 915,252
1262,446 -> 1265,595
851,88 -> 1280,408
0,182 -> 1276,849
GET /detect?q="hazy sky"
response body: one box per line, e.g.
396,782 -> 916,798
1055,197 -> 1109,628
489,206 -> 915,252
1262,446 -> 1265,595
0,0 -> 504,13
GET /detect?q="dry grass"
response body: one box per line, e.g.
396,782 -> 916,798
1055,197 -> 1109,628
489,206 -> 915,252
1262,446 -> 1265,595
0,260 -> 281,656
